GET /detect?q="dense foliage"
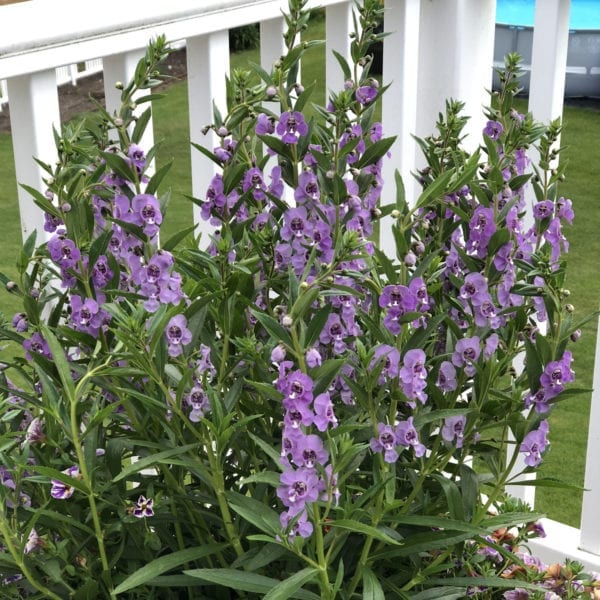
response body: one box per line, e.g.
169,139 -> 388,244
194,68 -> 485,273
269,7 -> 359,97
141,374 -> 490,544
0,1 -> 596,598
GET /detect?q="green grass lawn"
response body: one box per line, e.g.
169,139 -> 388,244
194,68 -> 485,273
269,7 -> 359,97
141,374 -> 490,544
0,19 -> 598,527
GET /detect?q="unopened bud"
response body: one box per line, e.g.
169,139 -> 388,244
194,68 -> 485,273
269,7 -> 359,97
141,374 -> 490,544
115,81 -> 124,90
281,314 -> 293,328
61,203 -> 72,212
114,118 -> 124,127
6,281 -> 17,291
565,303 -> 574,313
266,86 -> 277,98
570,329 -> 582,342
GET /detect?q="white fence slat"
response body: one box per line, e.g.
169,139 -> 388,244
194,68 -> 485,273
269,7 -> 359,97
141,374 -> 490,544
325,1 -> 354,98
187,31 -> 230,241
6,70 -> 60,243
380,0 -> 421,257
260,17 -> 286,76
580,317 -> 600,554
103,50 -> 156,174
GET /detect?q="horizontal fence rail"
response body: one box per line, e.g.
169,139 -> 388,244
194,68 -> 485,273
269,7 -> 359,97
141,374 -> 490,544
1,0 -> 599,572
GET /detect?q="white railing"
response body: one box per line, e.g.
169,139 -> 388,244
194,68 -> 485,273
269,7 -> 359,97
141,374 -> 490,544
1,0 -> 598,572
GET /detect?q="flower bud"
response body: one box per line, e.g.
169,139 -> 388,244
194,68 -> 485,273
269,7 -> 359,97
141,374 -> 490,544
266,86 -> 277,98
570,329 -> 582,342
61,203 -> 72,213
114,118 -> 124,127
281,314 -> 293,328
565,303 -> 574,313
115,81 -> 124,90
6,281 -> 17,291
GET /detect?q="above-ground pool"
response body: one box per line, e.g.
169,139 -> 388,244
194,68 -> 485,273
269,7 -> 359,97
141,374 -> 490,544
494,0 -> 600,97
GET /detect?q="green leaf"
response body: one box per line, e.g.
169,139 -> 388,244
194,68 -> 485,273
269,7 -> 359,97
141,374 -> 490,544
362,566 -> 385,600
145,160 -> 173,196
327,519 -> 401,545
304,304 -> 333,349
113,545 -> 227,594
112,443 -> 198,482
354,136 -> 396,169
263,567 -> 319,600
183,569 -> 320,599
410,587 -> 465,600
226,490 -> 281,535
424,577 -> 542,591
250,310 -> 293,348
38,324 -> 75,402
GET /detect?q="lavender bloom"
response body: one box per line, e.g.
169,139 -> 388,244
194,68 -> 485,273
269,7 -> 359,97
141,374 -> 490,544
242,167 -> 267,201
370,344 -> 400,384
319,314 -> 348,355
557,196 -> 574,224
202,173 -> 228,222
280,508 -> 313,539
24,528 -> 42,554
47,233 -> 81,269
185,386 -> 210,422
281,206 -> 312,241
520,420 -> 549,467
483,120 -> 503,140
370,423 -> 401,463
484,333 -> 499,359
283,399 -> 314,430
503,590 -> 530,599
459,272 -> 489,306
533,200 -> 555,220
91,255 -> 113,289
271,344 -> 287,365
23,332 -> 52,361
339,124 -> 365,164
356,84 -> 378,105
282,370 -> 314,407
396,417 -> 426,457
133,495 -> 154,518
291,434 -> 329,469
165,315 -> 192,358
313,392 -> 338,431
255,113 -> 276,136
44,211 -> 63,233
195,344 -> 216,382
467,206 -> 496,258
214,137 -> 237,162
127,143 -> 146,171
305,347 -> 322,368
276,111 -> 307,144
539,351 -> 574,399
441,415 -> 467,448
294,171 -> 320,205
544,217 -> 569,264
24,417 -> 45,445
452,336 -> 481,377
277,467 -> 320,515
399,349 -> 428,404
69,295 -> 109,336
12,312 -> 28,332
132,194 -> 162,237
436,361 -> 458,392
50,465 -> 79,500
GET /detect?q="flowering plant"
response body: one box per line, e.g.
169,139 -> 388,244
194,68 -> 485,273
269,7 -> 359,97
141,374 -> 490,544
0,1 -> 596,598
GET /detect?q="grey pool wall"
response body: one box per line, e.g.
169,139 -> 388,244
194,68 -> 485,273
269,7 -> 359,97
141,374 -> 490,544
493,23 -> 600,97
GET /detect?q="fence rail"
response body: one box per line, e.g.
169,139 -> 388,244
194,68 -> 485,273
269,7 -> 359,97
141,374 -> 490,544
1,0 -> 598,572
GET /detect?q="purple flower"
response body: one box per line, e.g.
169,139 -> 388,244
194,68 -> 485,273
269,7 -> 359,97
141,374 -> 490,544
503,589 -> 530,599
483,120 -> 503,140
24,528 -> 42,554
305,347 -> 322,368
467,206 -> 496,258
283,399 -> 314,430
396,417 -> 426,457
520,420 -> 549,467
165,315 -> 192,357
255,113 -> 276,136
282,370 -> 314,407
91,255 -> 113,289
133,495 -> 154,518
313,392 -> 338,431
459,273 -> 489,306
539,351 -> 574,399
356,84 -> 378,105
319,314 -> 348,355
23,332 -> 52,361
48,233 -> 81,269
242,167 -> 267,201
185,386 -> 210,422
276,111 -> 307,144
452,337 -> 481,376
281,206 -> 312,241
533,200 -> 555,220
370,423 -> 401,463
280,509 -> 313,539
544,217 -> 569,264
12,312 -> 28,332
370,344 -> 400,384
441,415 -> 467,448
294,171 -> 320,205
132,194 -> 162,237
277,467 -> 320,515
69,295 -> 109,336
557,196 -> 574,224
44,211 -> 63,233
379,285 -> 417,311
436,361 -> 457,392
399,349 -> 428,404
127,143 -> 146,171
50,465 -> 79,500
24,417 -> 45,444
291,434 -> 329,469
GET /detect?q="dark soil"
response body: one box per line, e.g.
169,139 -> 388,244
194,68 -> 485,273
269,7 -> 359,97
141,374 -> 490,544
0,48 -> 189,135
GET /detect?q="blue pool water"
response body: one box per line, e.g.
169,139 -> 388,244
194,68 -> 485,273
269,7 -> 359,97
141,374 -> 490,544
496,0 -> 600,29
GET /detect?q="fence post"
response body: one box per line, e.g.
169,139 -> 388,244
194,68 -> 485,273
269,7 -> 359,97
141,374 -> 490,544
379,0 -> 421,258
6,70 -> 60,243
325,1 -> 354,97
187,31 -> 230,242
103,50 -> 155,174
579,318 -> 600,554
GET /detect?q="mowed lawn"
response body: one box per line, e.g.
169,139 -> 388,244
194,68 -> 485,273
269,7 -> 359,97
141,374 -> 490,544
0,21 -> 598,527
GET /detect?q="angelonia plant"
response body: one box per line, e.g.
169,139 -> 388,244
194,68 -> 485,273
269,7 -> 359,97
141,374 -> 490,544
0,1 -> 597,598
